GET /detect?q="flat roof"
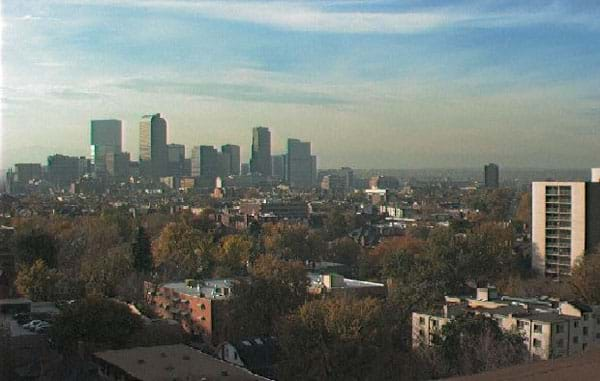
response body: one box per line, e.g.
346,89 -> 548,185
94,344 -> 271,381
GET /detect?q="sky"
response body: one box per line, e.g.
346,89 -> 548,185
2,0 -> 600,170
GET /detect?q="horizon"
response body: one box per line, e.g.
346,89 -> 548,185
3,1 -> 600,169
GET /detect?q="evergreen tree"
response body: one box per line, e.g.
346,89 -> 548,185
132,226 -> 152,273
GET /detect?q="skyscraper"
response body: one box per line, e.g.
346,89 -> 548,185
221,144 -> 241,176
272,154 -> 286,180
191,146 -> 219,182
484,163 -> 500,188
167,144 -> 185,177
250,127 -> 271,176
532,170 -> 600,279
90,119 -> 122,175
139,113 -> 168,178
287,138 -> 314,188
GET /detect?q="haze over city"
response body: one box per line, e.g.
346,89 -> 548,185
3,0 -> 600,170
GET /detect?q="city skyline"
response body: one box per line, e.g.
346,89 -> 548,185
3,1 -> 600,169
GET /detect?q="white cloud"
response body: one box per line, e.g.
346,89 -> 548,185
55,0 -> 600,33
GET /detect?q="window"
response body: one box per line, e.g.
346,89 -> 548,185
584,314 -> 589,321
517,321 -> 525,329
584,327 -> 589,336
574,336 -> 579,344
574,321 -> 579,328
419,317 -> 425,325
534,324 -> 542,334
419,329 -> 424,337
557,339 -> 564,348
432,320 -> 438,327
556,324 -> 564,334
533,339 -> 541,348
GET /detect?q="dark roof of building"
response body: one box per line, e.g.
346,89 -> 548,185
232,337 -> 278,378
94,344 -> 271,381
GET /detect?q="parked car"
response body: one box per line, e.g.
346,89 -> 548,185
35,322 -> 51,334
24,320 -> 45,331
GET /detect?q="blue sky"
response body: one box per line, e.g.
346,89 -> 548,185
2,0 -> 600,169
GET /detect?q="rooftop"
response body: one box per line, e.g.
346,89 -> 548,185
94,344 -> 271,381
162,279 -> 236,300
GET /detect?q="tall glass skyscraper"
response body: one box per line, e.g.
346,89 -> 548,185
250,127 -> 271,176
287,138 -> 314,188
90,119 -> 122,174
139,113 -> 168,178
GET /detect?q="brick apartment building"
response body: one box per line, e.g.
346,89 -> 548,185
144,279 -> 235,345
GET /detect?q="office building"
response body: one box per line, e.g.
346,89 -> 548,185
191,146 -> 219,184
241,163 -> 250,176
532,170 -> 600,279
139,113 -> 168,178
369,175 -> 399,189
167,144 -> 185,177
250,127 -> 271,176
90,119 -> 122,175
105,151 -> 130,179
47,154 -> 87,187
13,164 -> 42,183
272,154 -> 287,180
340,167 -> 354,189
484,163 -> 500,188
287,138 -> 313,188
221,144 -> 240,176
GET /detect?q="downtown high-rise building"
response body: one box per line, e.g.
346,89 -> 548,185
272,154 -> 287,180
484,163 -> 500,188
221,144 -> 241,176
287,138 -> 314,188
167,143 -> 186,177
90,119 -> 122,175
139,113 -> 168,178
250,127 -> 271,176
191,145 -> 219,183
532,169 -> 600,279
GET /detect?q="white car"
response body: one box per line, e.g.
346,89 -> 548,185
35,322 -> 51,333
24,320 -> 45,331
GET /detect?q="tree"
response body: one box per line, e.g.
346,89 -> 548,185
263,223 -> 315,261
15,259 -> 64,301
326,237 -> 363,268
50,296 -> 143,349
324,208 -> 350,240
80,244 -> 133,297
276,297 -> 385,381
15,228 -> 58,267
224,256 -> 308,341
132,226 -> 152,273
153,222 -> 214,280
515,191 -> 532,225
428,315 -> 527,378
214,234 -> 253,277
571,252 -> 600,304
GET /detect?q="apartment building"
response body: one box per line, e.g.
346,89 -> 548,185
144,279 -> 235,345
412,287 -> 600,360
532,169 -> 600,279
